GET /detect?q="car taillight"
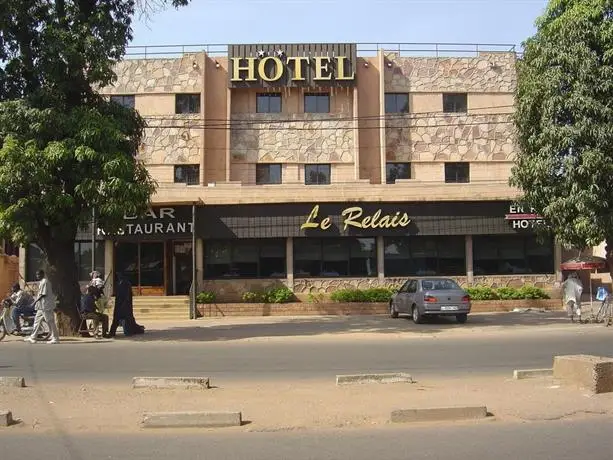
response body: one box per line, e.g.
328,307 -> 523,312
424,295 -> 438,303
462,295 -> 470,302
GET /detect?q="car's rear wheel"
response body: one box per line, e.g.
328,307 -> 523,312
456,314 -> 468,324
412,305 -> 423,324
389,302 -> 399,319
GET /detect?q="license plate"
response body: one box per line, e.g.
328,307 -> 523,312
441,306 -> 458,311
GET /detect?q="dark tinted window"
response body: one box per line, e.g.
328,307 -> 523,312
473,235 -> 554,275
256,93 -> 282,113
384,236 -> 466,277
386,162 -> 411,183
305,164 -> 331,185
174,165 -> 200,185
294,238 -> 377,277
304,93 -> 330,113
110,95 -> 135,109
256,164 -> 282,184
204,239 -> 286,278
443,93 -> 467,113
385,93 -> 409,113
74,241 -> 105,282
445,162 -> 470,183
175,93 -> 201,114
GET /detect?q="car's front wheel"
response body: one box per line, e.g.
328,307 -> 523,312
412,305 -> 423,324
390,302 -> 399,319
456,314 -> 468,324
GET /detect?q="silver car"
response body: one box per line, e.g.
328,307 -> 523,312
390,278 -> 471,324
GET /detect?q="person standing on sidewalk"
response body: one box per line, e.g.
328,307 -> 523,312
24,269 -> 60,344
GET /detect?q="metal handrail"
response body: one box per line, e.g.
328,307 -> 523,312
124,42 -> 519,59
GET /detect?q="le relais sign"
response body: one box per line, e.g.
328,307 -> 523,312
228,43 -> 357,88
300,204 -> 411,232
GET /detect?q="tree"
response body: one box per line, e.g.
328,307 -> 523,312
511,0 -> 613,274
0,0 -> 191,333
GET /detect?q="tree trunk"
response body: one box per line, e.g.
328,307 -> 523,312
605,239 -> 613,283
44,240 -> 82,336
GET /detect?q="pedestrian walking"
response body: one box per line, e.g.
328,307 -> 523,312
24,269 -> 60,344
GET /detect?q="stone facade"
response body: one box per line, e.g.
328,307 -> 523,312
104,54 -> 203,94
230,114 -> 355,163
385,52 -> 517,93
386,114 -> 514,161
140,116 -> 202,164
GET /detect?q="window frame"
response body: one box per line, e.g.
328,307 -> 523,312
383,236 -> 467,277
304,93 -> 330,114
110,94 -> 135,109
174,165 -> 200,185
386,162 -> 411,184
256,93 -> 282,113
304,164 -> 331,185
204,239 -> 287,279
74,241 -> 106,282
256,164 -> 282,185
175,93 -> 201,114
384,93 -> 409,113
442,93 -> 468,113
444,162 -> 470,184
472,235 -> 554,276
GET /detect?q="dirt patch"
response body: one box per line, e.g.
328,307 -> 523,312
1,376 -> 611,434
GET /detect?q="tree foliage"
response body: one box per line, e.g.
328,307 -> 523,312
511,0 -> 613,261
0,0 -> 191,332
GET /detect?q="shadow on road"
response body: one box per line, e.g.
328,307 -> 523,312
113,311 -> 573,343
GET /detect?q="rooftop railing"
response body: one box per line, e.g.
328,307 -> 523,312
124,42 -> 518,60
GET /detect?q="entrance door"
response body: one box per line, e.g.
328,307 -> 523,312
115,242 -> 166,296
172,241 -> 193,295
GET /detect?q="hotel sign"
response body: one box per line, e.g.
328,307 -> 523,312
301,205 -> 411,232
504,205 -> 545,229
228,43 -> 357,88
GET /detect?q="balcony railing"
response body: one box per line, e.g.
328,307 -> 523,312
124,42 -> 519,60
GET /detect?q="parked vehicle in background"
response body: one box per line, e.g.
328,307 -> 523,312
389,278 -> 471,324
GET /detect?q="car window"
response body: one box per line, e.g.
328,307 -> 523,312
421,280 -> 433,290
407,280 -> 417,293
422,279 -> 461,290
398,281 -> 409,293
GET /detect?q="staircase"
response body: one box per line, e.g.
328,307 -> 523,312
125,296 -> 190,321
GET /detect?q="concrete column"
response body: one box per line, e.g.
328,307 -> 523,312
286,237 -> 294,290
18,245 -> 27,286
465,235 -> 474,284
554,240 -> 563,284
104,240 -> 114,295
378,49 -> 386,185
377,235 -> 385,281
196,238 -> 204,287
352,86 -> 360,181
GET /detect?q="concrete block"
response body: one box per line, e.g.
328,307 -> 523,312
553,355 -> 613,394
336,373 -> 413,385
513,368 -> 553,379
142,411 -> 242,428
391,406 -> 488,423
133,377 -> 210,390
0,410 -> 13,427
0,377 -> 25,387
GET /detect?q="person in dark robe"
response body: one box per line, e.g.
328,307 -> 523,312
109,272 -> 144,337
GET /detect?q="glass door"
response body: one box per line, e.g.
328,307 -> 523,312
115,242 -> 166,296
172,241 -> 192,295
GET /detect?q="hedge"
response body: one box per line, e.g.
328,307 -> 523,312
196,291 -> 216,304
241,286 -> 295,303
464,285 -> 549,300
330,288 -> 395,303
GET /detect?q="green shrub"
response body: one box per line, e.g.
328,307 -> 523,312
496,287 -> 523,300
330,288 -> 395,303
263,286 -> 295,303
465,286 -> 499,300
464,285 -> 549,300
196,291 -> 216,304
517,285 -> 550,299
242,291 -> 264,303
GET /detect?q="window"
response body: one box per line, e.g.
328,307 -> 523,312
174,165 -> 200,185
304,93 -> 330,113
205,239 -> 286,278
175,93 -> 201,114
2,240 -> 18,256
386,162 -> 411,183
383,236 -> 466,277
256,164 -> 282,184
256,93 -> 282,113
445,162 -> 470,183
294,238 -> 377,277
74,241 -> 106,282
305,164 -> 331,185
385,93 -> 409,113
443,93 -> 468,113
110,95 -> 135,109
473,235 -> 554,275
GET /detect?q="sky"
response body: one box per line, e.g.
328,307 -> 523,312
131,0 -> 549,51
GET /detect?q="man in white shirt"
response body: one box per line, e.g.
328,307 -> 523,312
24,269 -> 60,344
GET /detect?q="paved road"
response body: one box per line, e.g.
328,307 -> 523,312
2,417 -> 612,460
1,313 -> 611,383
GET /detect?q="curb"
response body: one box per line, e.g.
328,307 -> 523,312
391,406 -> 488,423
133,377 -> 210,390
0,377 -> 25,388
142,411 -> 242,428
336,373 -> 413,385
0,410 -> 13,427
513,368 -> 553,379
